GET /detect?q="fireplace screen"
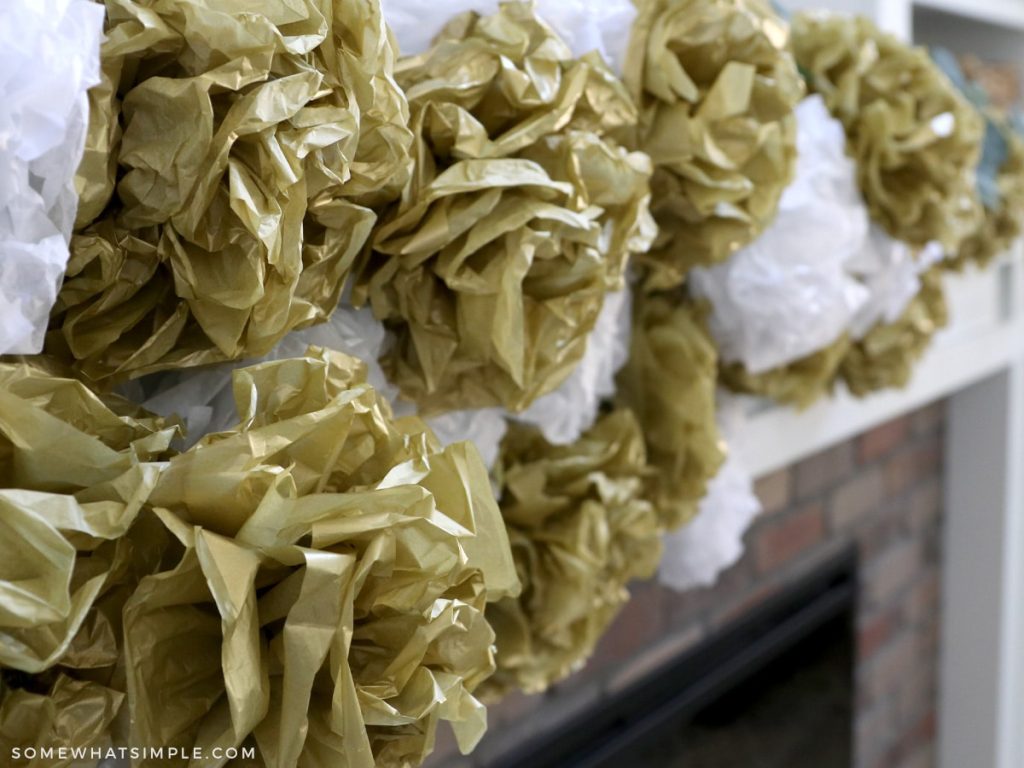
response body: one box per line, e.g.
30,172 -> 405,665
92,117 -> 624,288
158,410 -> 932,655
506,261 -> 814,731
492,548 -> 857,768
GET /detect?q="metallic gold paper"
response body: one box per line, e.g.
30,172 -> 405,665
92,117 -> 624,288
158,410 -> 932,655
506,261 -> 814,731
720,336 -> 851,409
615,294 -> 725,529
623,0 -> 804,289
52,0 -> 413,384
0,676 -> 123,766
483,409 -> 661,696
793,12 -> 984,253
840,267 -> 949,396
357,1 -> 656,414
0,359 -> 176,760
0,359 -> 175,675
124,349 -> 518,767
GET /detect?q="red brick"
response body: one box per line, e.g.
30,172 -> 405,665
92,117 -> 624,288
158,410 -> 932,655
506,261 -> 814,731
865,539 -> 920,609
795,442 -> 856,500
754,468 -> 792,515
907,479 -> 942,533
710,582 -> 779,630
911,402 -> 945,438
859,416 -> 911,463
860,631 -> 917,702
855,693 -> 898,768
586,582 -> 667,675
829,466 -> 885,532
884,441 -> 943,497
754,502 -> 826,573
858,608 -> 899,661
903,574 -> 941,629
606,623 -> 705,695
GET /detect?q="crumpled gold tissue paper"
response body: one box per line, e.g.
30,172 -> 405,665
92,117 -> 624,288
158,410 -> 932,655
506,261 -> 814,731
840,267 -> 949,397
720,336 -> 851,409
793,12 -> 984,253
0,359 -> 176,759
950,122 -> 1024,270
356,1 -> 656,415
0,676 -> 124,766
482,409 -> 662,696
623,0 -> 804,289
52,0 -> 413,384
615,295 -> 724,529
123,349 -> 519,767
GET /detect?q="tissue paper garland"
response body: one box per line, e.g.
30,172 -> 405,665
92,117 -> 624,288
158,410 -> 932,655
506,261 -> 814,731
615,295 -> 725,530
50,0 -> 413,384
847,226 -> 944,341
0,360 -> 175,673
516,289 -> 633,446
357,1 -> 656,414
792,12 -> 984,254
689,95 -> 870,374
483,409 -> 661,696
0,0 -> 104,355
720,335 -> 850,408
841,266 -> 949,397
384,0 -> 637,75
0,359 -> 176,759
623,0 -> 804,289
950,121 -> 1024,270
124,349 -> 519,766
129,286 -> 631,467
658,394 -> 761,592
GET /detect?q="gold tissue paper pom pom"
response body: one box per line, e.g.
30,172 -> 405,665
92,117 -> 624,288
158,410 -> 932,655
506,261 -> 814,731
840,267 -> 949,397
0,359 -> 177,757
615,294 -> 725,529
950,120 -> 1024,270
356,1 -> 656,414
623,0 -> 804,289
792,12 -> 984,253
52,0 -> 414,384
123,349 -> 519,767
483,409 -> 662,696
720,335 -> 851,409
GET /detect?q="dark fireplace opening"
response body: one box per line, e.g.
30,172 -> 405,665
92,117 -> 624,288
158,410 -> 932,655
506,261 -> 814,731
493,547 -> 858,768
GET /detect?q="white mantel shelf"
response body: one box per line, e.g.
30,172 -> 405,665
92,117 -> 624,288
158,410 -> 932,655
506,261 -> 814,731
741,248 -> 1024,479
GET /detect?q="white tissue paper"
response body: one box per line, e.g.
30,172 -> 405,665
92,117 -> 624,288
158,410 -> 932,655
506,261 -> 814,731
382,0 -> 636,72
846,226 -> 945,340
658,394 -> 763,592
689,95 -> 871,374
0,0 -> 104,354
515,289 -> 632,445
134,303 -> 513,465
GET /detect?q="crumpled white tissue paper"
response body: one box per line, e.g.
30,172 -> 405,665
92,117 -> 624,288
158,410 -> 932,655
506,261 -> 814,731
689,95 -> 871,374
846,226 -> 945,340
0,0 -> 104,354
658,394 -> 763,591
382,0 -> 636,72
135,287 -> 632,469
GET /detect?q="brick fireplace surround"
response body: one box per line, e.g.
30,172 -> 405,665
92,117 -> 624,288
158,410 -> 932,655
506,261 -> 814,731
426,400 -> 947,768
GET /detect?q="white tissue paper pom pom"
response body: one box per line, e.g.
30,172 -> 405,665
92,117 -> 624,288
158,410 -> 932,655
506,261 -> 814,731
0,0 -> 104,354
846,226 -> 945,340
689,95 -> 871,374
136,302 -> 512,463
658,394 -> 763,591
382,0 -> 636,72
137,304 -> 392,444
515,288 -> 632,445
